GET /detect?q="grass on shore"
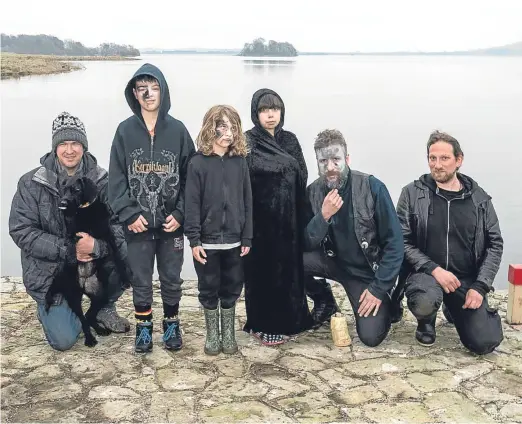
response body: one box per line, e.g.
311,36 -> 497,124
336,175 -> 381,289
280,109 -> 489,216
1,53 -> 139,79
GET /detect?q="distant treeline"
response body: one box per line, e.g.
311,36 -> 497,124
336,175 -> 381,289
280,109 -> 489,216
1,34 -> 140,57
239,38 -> 298,57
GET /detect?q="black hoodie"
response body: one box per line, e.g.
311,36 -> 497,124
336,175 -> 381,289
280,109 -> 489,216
108,64 -> 195,239
418,174 -> 491,295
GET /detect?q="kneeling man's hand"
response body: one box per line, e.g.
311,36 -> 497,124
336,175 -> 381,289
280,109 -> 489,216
432,267 -> 461,294
76,232 -> 94,262
358,289 -> 382,317
463,289 -> 483,309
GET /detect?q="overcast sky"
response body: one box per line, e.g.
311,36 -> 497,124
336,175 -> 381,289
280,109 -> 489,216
2,0 -> 521,52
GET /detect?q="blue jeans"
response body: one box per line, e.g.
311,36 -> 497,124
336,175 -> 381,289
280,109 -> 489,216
37,296 -> 82,351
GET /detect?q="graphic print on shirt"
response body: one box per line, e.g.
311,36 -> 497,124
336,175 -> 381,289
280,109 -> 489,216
128,148 -> 179,223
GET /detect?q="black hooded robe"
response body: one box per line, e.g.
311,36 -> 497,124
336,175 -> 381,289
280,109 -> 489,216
243,88 -> 313,335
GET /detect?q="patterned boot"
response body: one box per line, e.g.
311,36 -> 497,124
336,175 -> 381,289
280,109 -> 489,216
203,308 -> 221,355
221,304 -> 238,354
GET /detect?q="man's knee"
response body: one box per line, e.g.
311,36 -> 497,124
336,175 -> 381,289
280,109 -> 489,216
405,273 -> 442,319
47,333 -> 79,351
356,317 -> 390,347
461,316 -> 504,355
38,301 -> 81,351
358,328 -> 388,347
407,295 -> 440,319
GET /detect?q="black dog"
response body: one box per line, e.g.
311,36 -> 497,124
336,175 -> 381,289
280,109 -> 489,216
45,176 -> 131,347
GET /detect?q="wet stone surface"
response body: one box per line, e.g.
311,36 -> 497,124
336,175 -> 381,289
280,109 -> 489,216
1,276 -> 520,423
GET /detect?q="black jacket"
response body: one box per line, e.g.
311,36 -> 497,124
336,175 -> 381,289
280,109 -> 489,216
396,173 -> 503,294
9,152 -> 127,303
184,152 -> 253,248
304,170 -> 404,300
108,63 -> 195,239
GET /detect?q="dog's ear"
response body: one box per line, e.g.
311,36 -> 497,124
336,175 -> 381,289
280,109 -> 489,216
79,177 -> 98,207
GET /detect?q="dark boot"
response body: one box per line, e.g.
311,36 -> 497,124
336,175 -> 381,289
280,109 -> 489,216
390,302 -> 404,324
96,304 -> 131,333
162,317 -> 183,351
308,279 -> 340,329
135,321 -> 153,353
221,305 -> 238,354
442,304 -> 454,324
204,308 -> 221,355
415,316 -> 436,346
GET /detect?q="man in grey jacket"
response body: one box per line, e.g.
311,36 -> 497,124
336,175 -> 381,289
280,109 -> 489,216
9,112 -> 130,351
394,130 -> 503,353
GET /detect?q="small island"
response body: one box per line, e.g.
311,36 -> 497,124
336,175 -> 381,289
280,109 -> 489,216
1,34 -> 140,79
239,38 -> 298,57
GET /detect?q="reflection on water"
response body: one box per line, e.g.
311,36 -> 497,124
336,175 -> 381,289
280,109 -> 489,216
243,59 -> 295,67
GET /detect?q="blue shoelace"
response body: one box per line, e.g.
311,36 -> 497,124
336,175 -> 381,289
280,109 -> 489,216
163,322 -> 179,342
136,325 -> 152,346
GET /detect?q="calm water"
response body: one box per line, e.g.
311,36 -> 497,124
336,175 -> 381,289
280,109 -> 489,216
2,54 -> 522,287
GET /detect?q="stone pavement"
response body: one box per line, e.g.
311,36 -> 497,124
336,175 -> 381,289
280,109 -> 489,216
1,276 -> 521,423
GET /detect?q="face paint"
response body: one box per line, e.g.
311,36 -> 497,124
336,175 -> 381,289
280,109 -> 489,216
315,144 -> 349,190
135,82 -> 160,111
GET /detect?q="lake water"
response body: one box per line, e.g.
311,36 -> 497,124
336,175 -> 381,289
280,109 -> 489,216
2,54 -> 522,288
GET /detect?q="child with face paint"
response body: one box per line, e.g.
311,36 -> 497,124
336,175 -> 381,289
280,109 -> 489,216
242,88 -> 314,346
108,64 -> 196,354
303,129 -> 405,348
184,105 -> 252,355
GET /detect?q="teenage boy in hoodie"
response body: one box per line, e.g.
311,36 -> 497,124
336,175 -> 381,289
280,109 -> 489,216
394,131 -> 503,354
109,64 -> 195,353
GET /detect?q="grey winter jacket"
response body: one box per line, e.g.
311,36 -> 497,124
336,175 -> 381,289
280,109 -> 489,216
9,152 -> 127,303
396,173 -> 503,291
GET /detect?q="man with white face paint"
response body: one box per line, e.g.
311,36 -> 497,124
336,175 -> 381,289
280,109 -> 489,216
303,129 -> 404,347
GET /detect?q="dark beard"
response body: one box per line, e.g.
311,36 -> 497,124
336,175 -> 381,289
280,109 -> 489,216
431,169 -> 457,184
323,172 -> 348,190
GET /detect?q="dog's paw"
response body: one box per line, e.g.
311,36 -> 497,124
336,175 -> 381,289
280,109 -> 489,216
85,336 -> 98,347
94,326 -> 111,336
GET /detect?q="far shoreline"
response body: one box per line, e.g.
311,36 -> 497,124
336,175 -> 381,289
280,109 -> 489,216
1,53 -> 141,80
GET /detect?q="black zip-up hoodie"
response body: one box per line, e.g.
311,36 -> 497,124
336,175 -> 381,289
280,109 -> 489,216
417,174 -> 492,296
184,152 -> 253,248
108,64 -> 195,239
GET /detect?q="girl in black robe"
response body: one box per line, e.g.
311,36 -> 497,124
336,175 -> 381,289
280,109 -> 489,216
243,88 -> 313,345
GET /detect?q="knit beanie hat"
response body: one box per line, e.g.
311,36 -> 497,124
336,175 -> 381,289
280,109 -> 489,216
51,112 -> 88,151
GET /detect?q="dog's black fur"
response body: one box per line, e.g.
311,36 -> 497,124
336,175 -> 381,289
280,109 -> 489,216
45,176 -> 131,347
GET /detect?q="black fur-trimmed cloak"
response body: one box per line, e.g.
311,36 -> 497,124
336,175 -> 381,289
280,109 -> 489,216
243,88 -> 313,335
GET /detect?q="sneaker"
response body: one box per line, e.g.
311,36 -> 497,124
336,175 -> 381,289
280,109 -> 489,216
97,304 -> 131,333
252,331 -> 285,346
163,317 -> 183,351
135,321 -> 153,353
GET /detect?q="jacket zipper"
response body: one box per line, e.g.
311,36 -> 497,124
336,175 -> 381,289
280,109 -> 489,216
445,199 -> 451,269
150,132 -> 156,236
221,156 -> 226,244
435,188 -> 465,269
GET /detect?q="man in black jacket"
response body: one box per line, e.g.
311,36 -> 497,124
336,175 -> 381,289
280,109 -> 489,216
395,130 -> 503,353
9,112 -> 130,351
108,64 -> 195,353
304,129 -> 404,347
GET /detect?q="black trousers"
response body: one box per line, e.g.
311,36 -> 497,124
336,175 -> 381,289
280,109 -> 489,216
194,247 -> 243,310
304,251 -> 391,347
405,272 -> 503,355
127,236 -> 184,308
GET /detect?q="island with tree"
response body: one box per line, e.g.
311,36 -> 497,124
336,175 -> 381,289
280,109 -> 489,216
239,38 -> 298,57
